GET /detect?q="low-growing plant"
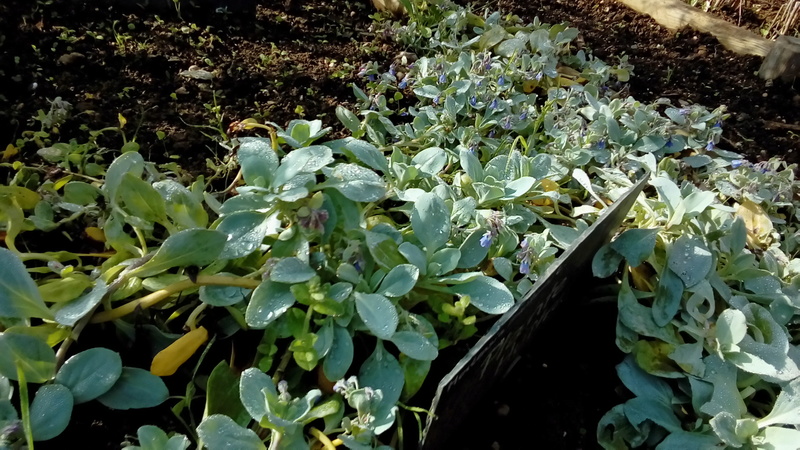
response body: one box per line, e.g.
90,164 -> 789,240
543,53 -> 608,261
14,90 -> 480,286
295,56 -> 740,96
1,0 -> 799,449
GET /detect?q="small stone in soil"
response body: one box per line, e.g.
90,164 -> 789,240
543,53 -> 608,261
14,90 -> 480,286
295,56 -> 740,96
496,404 -> 510,417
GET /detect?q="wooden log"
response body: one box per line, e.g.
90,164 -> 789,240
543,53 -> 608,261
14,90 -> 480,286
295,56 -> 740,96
615,0 -> 774,57
759,35 -> 800,81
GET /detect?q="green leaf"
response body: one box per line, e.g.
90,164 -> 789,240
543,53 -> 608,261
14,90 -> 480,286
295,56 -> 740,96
354,292 -> 398,340
389,331 -> 438,361
323,326 -> 353,382
655,431 -> 723,449
324,163 -> 386,202
55,279 -> 108,327
615,355 -> 673,405
55,347 -> 122,404
682,191 -> 715,216
450,275 -> 514,314
118,173 -> 169,225
709,412 -> 746,447
246,280 -> 295,329
652,268 -> 684,327
667,236 -> 713,288
430,248 -> 461,276
153,180 -> 209,230
757,427 -> 800,450
623,397 -> 682,432
217,211 -> 272,260
411,147 -> 447,176
411,192 -> 450,252
378,264 -> 419,297
205,362 -> 249,426
343,139 -> 388,172
336,106 -> 361,134
0,333 -> 56,383
200,283 -> 251,307
239,367 -> 275,422
197,414 -> 266,450
366,231 -> 407,270
131,229 -> 228,278
609,229 -> 657,268
30,384 -> 73,441
273,145 -> 334,187
103,152 -> 145,203
729,217 -> 747,255
270,257 -> 316,284
457,230 -> 489,269
0,248 -> 53,320
135,425 -> 190,450
715,308 -> 747,347
96,367 -> 168,410
238,137 -> 279,188
63,181 -> 102,205
359,341 -> 404,408
592,244 -> 623,278
400,355 -> 430,400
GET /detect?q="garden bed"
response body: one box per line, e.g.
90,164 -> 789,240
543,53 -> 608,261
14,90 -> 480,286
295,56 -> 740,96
2,0 -> 800,449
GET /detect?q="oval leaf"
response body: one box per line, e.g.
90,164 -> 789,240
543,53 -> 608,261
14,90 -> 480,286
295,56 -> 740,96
390,331 -> 438,361
55,279 -> 108,327
239,367 -> 275,423
667,236 -> 713,288
270,257 -> 316,284
197,414 -> 266,450
55,347 -> 122,404
411,192 -> 450,252
323,326 -> 354,381
97,367 -> 168,410
30,384 -> 73,441
245,281 -> 295,329
378,264 -> 419,298
450,275 -> 514,314
238,137 -> 279,188
0,333 -> 56,383
217,211 -> 272,260
354,292 -> 398,340
609,229 -> 657,268
200,283 -> 252,307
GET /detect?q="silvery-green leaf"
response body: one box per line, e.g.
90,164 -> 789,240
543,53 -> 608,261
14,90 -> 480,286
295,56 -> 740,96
246,281 -> 295,329
592,244 -> 623,278
710,412 -> 745,447
667,236 -> 713,288
459,149 -> 484,182
197,415 -> 266,450
623,397 -> 682,432
652,268 -> 684,327
683,191 -> 716,216
700,355 -> 747,418
0,248 -> 53,320
430,248 -> 461,276
610,229 -> 657,268
359,341 -> 404,409
655,431 -> 723,449
758,377 -> 800,427
755,427 -> 800,450
502,177 -> 535,200
273,145 -> 334,187
0,333 -> 56,383
411,192 -> 450,252
716,309 -> 747,347
30,384 -> 73,441
200,283 -> 251,307
399,242 -> 428,275
118,173 -> 168,225
63,181 -> 102,206
389,331 -> 438,361
103,152 -> 144,202
493,257 -> 513,280
336,106 -> 361,134
450,275 -> 513,314
354,292 -> 398,340
135,425 -> 190,450
496,37 -> 526,57
55,279 -> 108,327
378,264 -> 419,298
55,348 -> 122,404
270,257 -> 316,284
323,326 -> 353,381
650,176 -> 683,215
324,164 -> 386,202
344,139 -> 388,172
412,147 -> 447,176
458,230 -> 489,269
239,367 -> 275,422
217,211 -> 273,260
153,180 -> 209,230
131,229 -> 228,278
615,355 -> 673,405
97,368 -> 168,410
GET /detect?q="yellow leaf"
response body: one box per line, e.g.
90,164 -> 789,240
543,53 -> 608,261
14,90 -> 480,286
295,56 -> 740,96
522,79 -> 539,94
118,113 -> 127,129
54,175 -> 73,191
540,179 -> 559,191
629,264 -> 655,292
38,274 -> 94,303
151,326 -> 209,376
85,226 -> 106,242
2,144 -> 19,161
735,200 -> 773,249
0,186 -> 41,210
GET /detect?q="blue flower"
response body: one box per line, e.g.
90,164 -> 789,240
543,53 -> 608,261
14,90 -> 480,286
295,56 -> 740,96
469,143 -> 478,154
498,75 -> 505,86
438,73 -> 447,84
470,96 -> 477,107
433,95 -> 441,106
488,129 -> 496,138
597,139 -> 606,150
477,80 -> 483,88
502,116 -> 513,130
489,98 -> 498,110
398,77 -> 408,89
484,62 -> 492,70
679,108 -> 691,115
665,138 -> 674,148
519,110 -> 528,121
714,120 -> 722,128
479,231 -> 493,248
731,159 -> 744,169
388,64 -> 397,76
519,259 -> 531,274
367,74 -> 376,81
535,72 -> 543,81
706,141 -> 715,151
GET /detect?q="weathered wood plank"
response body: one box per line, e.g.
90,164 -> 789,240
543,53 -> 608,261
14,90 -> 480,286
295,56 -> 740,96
759,35 -> 800,81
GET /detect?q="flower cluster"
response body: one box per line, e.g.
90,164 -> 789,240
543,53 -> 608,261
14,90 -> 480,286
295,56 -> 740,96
480,211 -> 505,248
731,159 -> 774,174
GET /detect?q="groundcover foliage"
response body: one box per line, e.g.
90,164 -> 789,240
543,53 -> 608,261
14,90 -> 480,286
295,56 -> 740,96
1,0 -> 798,448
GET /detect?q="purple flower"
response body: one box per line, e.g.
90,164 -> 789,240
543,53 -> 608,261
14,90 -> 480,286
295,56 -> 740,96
714,120 -> 722,128
502,116 -> 513,130
498,75 -> 505,86
597,139 -> 606,150
469,142 -> 478,154
398,74 -> 410,89
489,98 -> 498,110
438,73 -> 447,84
433,95 -> 441,106
665,138 -> 674,148
367,74 -> 376,81
480,231 -> 493,248
488,129 -> 496,138
519,110 -> 528,121
519,259 -> 531,274
298,207 -> 329,233
477,80 -> 483,88
517,236 -> 535,275
333,379 -> 348,394
470,96 -> 477,107
679,108 -> 691,116
388,64 -> 397,76
535,72 -> 543,81
731,159 -> 744,169
706,140 -> 715,151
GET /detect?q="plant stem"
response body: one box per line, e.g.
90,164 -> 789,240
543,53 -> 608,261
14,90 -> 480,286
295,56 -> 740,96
90,275 -> 261,323
16,366 -> 34,450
